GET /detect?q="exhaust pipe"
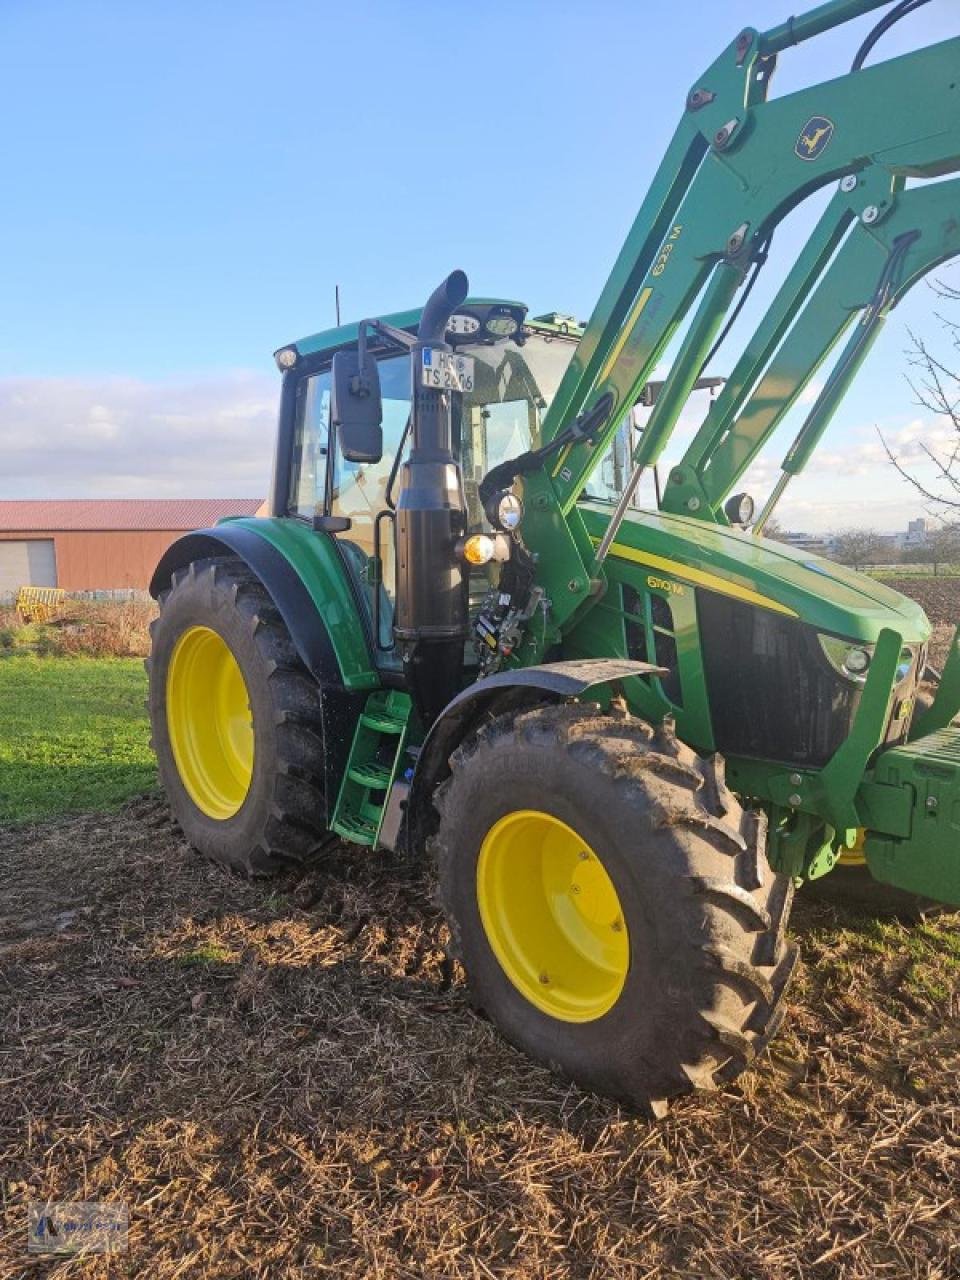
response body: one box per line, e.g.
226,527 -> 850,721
393,270 -> 471,723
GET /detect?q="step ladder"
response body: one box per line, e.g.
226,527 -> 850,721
330,690 -> 412,847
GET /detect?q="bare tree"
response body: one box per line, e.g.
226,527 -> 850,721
882,278 -> 960,515
830,528 -> 884,571
759,516 -> 787,542
902,524 -> 960,575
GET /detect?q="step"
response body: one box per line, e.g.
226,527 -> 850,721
348,761 -> 392,790
332,813 -> 379,846
360,711 -> 407,734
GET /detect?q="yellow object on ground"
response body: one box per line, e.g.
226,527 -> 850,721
166,625 -> 254,819
15,585 -> 66,624
476,809 -> 629,1022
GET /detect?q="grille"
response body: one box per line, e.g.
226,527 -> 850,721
698,591 -> 862,766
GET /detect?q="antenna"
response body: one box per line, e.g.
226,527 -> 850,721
335,284 -> 341,326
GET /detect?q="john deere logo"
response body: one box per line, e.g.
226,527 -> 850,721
795,115 -> 835,161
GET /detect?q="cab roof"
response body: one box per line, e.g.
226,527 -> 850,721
278,300 -> 583,363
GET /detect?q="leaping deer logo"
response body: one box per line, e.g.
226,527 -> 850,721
795,116 -> 835,161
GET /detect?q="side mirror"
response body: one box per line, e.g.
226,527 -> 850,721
331,348 -> 383,462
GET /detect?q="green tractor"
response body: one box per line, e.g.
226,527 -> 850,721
149,0 -> 960,1113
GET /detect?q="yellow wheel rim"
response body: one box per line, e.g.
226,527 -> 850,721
476,810 -> 629,1023
837,828 -> 868,867
166,625 -> 254,819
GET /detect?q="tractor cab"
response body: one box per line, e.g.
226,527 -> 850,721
271,302 -> 581,665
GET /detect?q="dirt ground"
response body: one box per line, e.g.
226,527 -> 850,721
881,577 -> 960,672
1,796 -> 958,1279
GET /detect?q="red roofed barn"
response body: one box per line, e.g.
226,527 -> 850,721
0,499 -> 264,595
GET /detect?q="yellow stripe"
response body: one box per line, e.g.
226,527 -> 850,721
596,539 -> 797,617
598,287 -> 653,384
550,441 -> 573,479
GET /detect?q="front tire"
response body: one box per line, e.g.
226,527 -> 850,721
435,703 -> 796,1113
148,557 -> 329,875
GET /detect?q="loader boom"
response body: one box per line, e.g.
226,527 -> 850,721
537,0 -> 960,536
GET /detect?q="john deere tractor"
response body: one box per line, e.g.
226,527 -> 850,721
149,0 -> 960,1112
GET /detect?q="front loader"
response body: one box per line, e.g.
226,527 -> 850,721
148,0 -> 960,1113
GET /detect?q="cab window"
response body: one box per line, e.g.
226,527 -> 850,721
288,354 -> 411,649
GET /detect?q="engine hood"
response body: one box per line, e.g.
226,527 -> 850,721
579,503 -> 930,644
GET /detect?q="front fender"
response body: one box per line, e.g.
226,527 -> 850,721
407,658 -> 665,851
150,517 -> 379,691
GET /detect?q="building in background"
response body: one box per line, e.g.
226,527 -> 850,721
904,518 -> 928,548
0,499 -> 263,596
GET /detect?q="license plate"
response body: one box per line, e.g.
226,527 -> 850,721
421,348 -> 475,393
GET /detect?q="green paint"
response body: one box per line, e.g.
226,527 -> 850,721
667,177 -> 960,519
539,32 -> 960,516
331,690 -> 412,846
911,628 -> 960,739
218,516 -> 379,690
866,727 -> 960,906
576,504 -> 928,645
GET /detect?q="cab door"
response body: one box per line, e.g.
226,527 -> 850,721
287,352 -> 411,664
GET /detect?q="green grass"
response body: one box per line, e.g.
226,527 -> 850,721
0,655 -> 156,822
866,564 -> 960,579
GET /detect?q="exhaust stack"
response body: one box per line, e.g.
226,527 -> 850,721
393,271 -> 471,723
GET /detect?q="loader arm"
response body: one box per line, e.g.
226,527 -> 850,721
665,174 -> 960,524
538,0 -> 960,532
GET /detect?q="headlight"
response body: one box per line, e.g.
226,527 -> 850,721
460,534 -> 496,565
495,493 -> 524,531
724,491 -> 755,526
819,634 -> 874,684
457,533 -> 512,565
275,347 -> 298,370
844,647 -> 871,675
484,489 -> 524,532
486,315 -> 518,337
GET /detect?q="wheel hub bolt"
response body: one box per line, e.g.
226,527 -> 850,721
579,850 -> 590,861
539,973 -> 550,984
570,884 -> 581,894
611,920 -> 623,933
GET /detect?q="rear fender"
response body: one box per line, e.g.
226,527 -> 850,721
150,518 -> 379,691
406,658 -> 665,853
150,519 -> 378,825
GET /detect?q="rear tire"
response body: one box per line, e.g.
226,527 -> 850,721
148,557 -> 329,875
434,703 -> 797,1113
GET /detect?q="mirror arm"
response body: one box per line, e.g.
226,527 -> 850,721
369,318 -> 417,351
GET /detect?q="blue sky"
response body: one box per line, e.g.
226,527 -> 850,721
0,0 -> 957,530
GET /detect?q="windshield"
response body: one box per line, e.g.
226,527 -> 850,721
457,330 -> 578,526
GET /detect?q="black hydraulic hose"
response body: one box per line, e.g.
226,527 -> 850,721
851,0 -> 932,72
477,392 -> 615,509
698,231 -> 774,377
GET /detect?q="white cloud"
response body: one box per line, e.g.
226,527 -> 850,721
0,372 -> 276,497
798,379 -> 824,406
2,372 -> 956,536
